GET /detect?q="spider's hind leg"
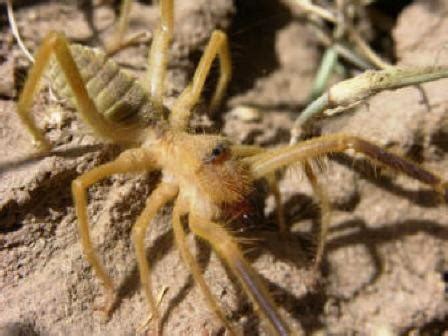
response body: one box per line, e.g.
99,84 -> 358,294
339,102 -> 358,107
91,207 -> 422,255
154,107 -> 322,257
16,32 -> 138,152
145,0 -> 174,113
170,30 -> 232,131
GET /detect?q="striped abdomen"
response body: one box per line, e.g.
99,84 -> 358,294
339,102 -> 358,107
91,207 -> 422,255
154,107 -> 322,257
47,44 -> 165,127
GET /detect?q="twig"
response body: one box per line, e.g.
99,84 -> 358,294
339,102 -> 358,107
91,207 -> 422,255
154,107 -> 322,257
293,0 -> 337,23
295,0 -> 388,70
290,66 -> 448,143
6,0 -> 35,63
310,47 -> 338,99
347,25 -> 391,69
311,23 -> 372,70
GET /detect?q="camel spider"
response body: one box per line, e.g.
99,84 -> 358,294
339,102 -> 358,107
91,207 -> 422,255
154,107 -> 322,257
12,0 -> 448,334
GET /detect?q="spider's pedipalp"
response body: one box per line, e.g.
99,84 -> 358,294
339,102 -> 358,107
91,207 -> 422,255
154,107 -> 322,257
171,198 -> 235,334
248,134 -> 447,200
245,133 -> 447,265
188,214 -> 292,336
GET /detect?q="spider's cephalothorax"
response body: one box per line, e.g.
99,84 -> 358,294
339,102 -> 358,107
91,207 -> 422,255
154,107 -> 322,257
13,0 -> 447,334
151,132 -> 253,214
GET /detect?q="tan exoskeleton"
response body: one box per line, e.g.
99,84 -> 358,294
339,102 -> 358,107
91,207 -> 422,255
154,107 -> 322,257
12,0 -> 448,335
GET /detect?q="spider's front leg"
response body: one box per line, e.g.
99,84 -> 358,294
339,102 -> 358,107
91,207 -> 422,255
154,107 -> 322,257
249,134 -> 448,200
246,133 -> 448,261
302,161 -> 331,265
233,144 -> 330,264
72,148 -> 155,315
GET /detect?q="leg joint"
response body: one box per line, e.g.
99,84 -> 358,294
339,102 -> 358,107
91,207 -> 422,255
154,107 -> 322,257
72,178 -> 84,191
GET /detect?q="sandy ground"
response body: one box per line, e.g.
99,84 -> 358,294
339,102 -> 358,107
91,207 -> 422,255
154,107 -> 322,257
0,0 -> 447,335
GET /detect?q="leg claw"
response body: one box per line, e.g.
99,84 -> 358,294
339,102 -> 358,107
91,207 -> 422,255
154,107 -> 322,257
94,290 -> 117,320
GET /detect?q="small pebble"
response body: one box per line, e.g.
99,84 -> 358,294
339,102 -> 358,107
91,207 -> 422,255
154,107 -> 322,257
229,105 -> 261,122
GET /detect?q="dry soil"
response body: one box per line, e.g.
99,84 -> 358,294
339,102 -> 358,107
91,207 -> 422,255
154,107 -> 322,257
1,0 -> 448,335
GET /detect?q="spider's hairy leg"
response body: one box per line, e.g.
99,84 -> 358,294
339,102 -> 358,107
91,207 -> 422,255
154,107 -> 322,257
72,148 -> 155,315
235,144 -> 329,261
231,144 -> 265,157
171,199 -> 236,334
266,173 -> 287,233
170,30 -> 232,131
248,134 -> 448,203
16,32 -> 139,152
303,161 -> 331,265
132,182 -> 178,331
189,214 -> 293,336
145,0 -> 174,113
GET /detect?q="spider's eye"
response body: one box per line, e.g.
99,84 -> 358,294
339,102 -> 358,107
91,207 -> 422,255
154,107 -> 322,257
212,146 -> 223,157
205,142 -> 230,164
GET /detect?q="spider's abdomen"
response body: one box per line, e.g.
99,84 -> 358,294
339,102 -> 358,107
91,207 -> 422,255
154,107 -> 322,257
47,44 -> 165,127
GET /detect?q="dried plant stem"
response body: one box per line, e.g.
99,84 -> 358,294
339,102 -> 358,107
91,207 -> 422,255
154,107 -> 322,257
291,66 -> 448,143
